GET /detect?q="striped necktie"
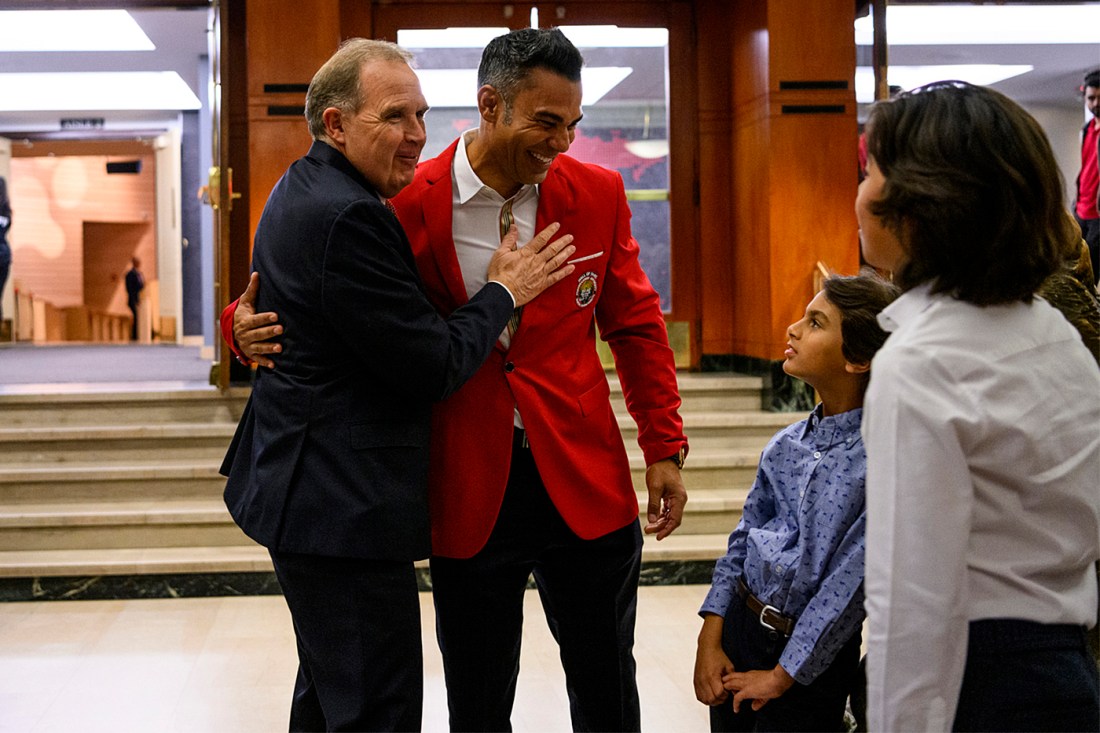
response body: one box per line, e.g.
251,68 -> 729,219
500,200 -> 522,338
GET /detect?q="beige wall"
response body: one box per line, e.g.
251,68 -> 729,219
8,153 -> 156,316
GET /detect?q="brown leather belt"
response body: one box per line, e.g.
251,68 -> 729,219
737,577 -> 796,637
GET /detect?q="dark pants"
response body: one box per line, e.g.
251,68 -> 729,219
952,619 -> 1100,732
269,550 -> 424,732
1076,214 -> 1100,284
710,585 -> 861,732
430,428 -> 643,732
0,255 -> 9,323
128,300 -> 139,340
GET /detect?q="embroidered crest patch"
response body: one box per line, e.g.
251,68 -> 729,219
575,271 -> 598,307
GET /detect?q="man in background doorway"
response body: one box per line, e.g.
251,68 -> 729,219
124,256 -> 144,341
0,176 -> 11,327
1076,68 -> 1099,282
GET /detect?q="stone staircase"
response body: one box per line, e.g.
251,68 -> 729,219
0,374 -> 801,597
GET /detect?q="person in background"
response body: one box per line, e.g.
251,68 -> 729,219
1076,69 -> 1099,282
225,27 -> 687,733
0,176 -> 12,325
219,38 -> 574,732
124,256 -> 144,341
858,80 -> 1099,731
695,273 -> 898,732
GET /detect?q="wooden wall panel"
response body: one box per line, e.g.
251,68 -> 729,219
697,0 -> 736,354
246,0 -> 343,99
724,0 -> 858,361
768,2 -> 856,88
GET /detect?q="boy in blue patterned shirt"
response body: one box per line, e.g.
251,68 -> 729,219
694,273 -> 898,732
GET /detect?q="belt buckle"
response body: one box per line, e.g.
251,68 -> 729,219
758,603 -> 783,634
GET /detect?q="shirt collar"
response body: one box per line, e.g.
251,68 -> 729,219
876,282 -> 936,333
453,129 -> 537,205
801,402 -> 863,449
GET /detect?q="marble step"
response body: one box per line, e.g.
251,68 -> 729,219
0,465 -> 226,504
0,500 -> 252,551
0,533 -> 730,580
0,446 -> 759,505
0,484 -> 745,551
0,387 -> 249,428
0,424 -> 236,466
619,410 -> 796,451
629,447 -> 759,492
610,374 -> 765,414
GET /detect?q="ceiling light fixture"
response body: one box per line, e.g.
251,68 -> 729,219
854,4 -> 1100,45
0,10 -> 154,52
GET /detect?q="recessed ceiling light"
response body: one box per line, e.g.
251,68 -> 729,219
855,65 -> 1034,103
855,4 -> 1100,45
0,72 -> 200,112
0,10 -> 154,52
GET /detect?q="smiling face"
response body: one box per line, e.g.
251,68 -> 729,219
324,59 -> 427,199
783,289 -> 853,391
1087,85 -> 1099,120
856,157 -> 907,273
472,67 -> 583,197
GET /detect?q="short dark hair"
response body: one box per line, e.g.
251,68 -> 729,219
864,81 -> 1076,304
1085,69 -> 1100,91
478,28 -> 583,118
822,272 -> 900,371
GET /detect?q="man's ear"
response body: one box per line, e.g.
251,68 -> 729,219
478,85 -> 502,124
322,107 -> 346,145
845,360 -> 871,375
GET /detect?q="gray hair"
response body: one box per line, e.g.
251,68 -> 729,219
305,38 -> 414,141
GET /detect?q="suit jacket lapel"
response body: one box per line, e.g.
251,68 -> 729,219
421,142 -> 471,310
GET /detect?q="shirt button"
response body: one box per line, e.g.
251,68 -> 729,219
774,564 -> 784,575
813,451 -> 821,459
799,490 -> 805,498
504,362 -> 515,373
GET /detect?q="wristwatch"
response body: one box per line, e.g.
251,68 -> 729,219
665,446 -> 687,470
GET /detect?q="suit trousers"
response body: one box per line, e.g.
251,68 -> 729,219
430,428 -> 643,732
710,585 -> 861,733
951,619 -> 1099,732
269,549 -> 424,732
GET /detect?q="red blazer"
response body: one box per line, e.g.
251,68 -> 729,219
391,140 -> 686,558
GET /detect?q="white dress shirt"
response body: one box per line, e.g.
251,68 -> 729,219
452,130 -> 539,427
862,284 -> 1100,732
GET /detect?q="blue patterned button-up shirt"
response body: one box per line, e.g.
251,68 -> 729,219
700,404 -> 866,685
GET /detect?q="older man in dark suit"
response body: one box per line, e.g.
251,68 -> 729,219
220,38 -> 574,732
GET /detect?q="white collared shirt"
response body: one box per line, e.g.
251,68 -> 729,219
452,130 -> 539,426
861,284 -> 1100,732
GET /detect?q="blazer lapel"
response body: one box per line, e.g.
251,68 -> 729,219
419,142 -> 471,310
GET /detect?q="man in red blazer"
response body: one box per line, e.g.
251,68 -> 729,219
226,28 -> 687,732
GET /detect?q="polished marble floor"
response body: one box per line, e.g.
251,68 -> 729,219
0,585 -> 713,733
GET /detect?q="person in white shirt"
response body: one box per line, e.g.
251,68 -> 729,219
857,80 -> 1100,732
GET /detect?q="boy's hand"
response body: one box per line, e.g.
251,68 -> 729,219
722,665 -> 795,713
694,615 -> 734,706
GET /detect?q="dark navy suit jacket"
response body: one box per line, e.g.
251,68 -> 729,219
221,141 -> 513,561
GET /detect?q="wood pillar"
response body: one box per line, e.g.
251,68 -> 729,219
715,0 -> 860,361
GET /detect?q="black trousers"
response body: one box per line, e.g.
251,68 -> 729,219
269,550 -> 424,732
1076,214 -> 1099,284
430,428 -> 643,732
710,585 -> 861,733
952,619 -> 1099,732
